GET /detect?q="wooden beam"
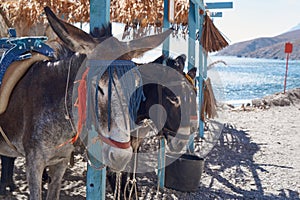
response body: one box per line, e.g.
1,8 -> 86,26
210,12 -> 223,18
206,2 -> 233,9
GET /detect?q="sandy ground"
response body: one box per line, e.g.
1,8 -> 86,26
1,101 -> 300,199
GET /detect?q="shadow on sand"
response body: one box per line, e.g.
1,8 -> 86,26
197,123 -> 300,200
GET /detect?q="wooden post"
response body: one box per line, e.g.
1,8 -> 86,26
157,83 -> 165,189
162,0 -> 171,57
90,0 -> 110,36
197,9 -> 205,139
86,126 -> 106,200
87,0 -> 110,199
188,0 -> 197,71
158,137 -> 166,189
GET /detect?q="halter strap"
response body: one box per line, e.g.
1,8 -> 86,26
98,132 -> 131,149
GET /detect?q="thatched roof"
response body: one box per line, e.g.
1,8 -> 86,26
0,0 -> 189,27
0,0 -> 228,52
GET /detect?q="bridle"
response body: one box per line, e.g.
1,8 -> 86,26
86,60 -> 144,150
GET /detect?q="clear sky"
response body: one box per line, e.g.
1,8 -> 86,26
208,0 -> 300,44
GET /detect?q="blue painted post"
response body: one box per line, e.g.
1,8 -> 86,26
187,0 -> 197,71
162,0 -> 171,57
187,0 -> 196,152
157,0 -> 172,189
87,126 -> 106,200
188,0 -> 207,151
87,0 -> 110,199
90,0 -> 110,35
197,1 -> 232,139
157,138 -> 166,189
198,6 -> 205,139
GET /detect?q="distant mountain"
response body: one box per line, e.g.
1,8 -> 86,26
289,23 -> 300,32
217,29 -> 300,60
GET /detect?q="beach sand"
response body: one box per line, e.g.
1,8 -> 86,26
1,92 -> 300,199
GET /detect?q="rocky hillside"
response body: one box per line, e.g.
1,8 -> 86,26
217,29 -> 300,60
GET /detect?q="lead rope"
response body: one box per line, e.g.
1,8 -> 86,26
123,119 -> 158,200
113,172 -> 122,200
124,129 -> 139,200
64,61 -> 77,135
124,128 -> 139,200
0,126 -> 24,156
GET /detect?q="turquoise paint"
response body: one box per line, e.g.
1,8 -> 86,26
86,126 -> 106,200
90,0 -> 110,35
188,1 -> 196,71
162,0 -> 170,57
158,138 -> 166,188
87,1 -> 110,199
210,12 -> 223,18
206,2 -> 233,9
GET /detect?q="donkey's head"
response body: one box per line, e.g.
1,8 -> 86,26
44,7 -> 172,171
138,54 -> 197,153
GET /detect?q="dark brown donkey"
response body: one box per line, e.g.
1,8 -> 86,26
0,6 -> 172,199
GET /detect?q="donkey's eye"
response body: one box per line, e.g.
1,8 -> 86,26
98,85 -> 105,95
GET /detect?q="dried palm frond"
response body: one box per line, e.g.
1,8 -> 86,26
200,14 -> 229,52
201,78 -> 218,121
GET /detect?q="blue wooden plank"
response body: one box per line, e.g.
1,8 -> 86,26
87,1 -> 111,198
162,0 -> 170,57
198,37 -> 205,138
158,138 -> 166,188
210,12 -> 223,18
190,0 -> 205,10
87,165 -> 106,200
86,126 -> 106,200
90,0 -> 110,35
188,0 -> 197,71
206,2 -> 233,9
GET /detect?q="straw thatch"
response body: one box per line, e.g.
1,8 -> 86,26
0,0 -> 189,29
1,0 -> 228,50
201,14 -> 229,52
201,77 -> 218,121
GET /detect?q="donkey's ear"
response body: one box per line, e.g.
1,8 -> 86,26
124,29 -> 172,59
152,55 -> 165,64
44,6 -> 97,53
175,54 -> 186,72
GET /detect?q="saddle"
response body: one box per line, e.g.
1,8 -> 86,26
0,29 -> 54,114
0,53 -> 49,114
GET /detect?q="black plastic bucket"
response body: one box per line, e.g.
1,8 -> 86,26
165,153 -> 204,192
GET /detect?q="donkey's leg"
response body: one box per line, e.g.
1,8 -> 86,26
25,154 -> 45,200
0,156 -> 16,194
46,158 -> 69,200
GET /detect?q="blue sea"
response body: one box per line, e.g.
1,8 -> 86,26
208,56 -> 300,105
